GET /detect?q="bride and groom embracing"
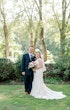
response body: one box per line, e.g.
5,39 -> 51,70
21,46 -> 66,99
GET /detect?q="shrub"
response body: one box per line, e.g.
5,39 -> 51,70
44,54 -> 70,81
55,55 -> 70,81
14,58 -> 23,81
0,58 -> 14,81
0,58 -> 23,82
44,64 -> 55,77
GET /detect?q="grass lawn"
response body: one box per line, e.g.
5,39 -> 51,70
0,84 -> 70,110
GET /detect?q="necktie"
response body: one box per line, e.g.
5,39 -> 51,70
30,55 -> 33,61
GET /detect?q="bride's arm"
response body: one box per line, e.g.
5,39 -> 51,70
36,59 -> 43,70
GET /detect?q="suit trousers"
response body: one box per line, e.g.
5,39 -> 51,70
24,74 -> 33,93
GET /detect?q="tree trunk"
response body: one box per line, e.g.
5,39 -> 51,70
39,0 -> 47,61
3,20 -> 9,58
60,0 -> 66,55
34,37 -> 37,52
60,29 -> 66,55
0,5 -> 9,58
40,26 -> 47,61
30,31 -> 33,46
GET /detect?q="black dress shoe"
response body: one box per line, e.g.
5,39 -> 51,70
25,92 -> 28,95
28,92 -> 31,94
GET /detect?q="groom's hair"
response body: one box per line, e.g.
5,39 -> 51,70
29,46 -> 34,48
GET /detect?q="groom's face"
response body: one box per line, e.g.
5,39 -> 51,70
29,47 -> 34,54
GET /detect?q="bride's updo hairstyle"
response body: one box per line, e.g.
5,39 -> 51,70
35,49 -> 42,59
35,48 -> 46,72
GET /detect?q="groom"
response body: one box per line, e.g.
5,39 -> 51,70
21,46 -> 36,94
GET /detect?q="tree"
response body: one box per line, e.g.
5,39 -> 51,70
39,0 -> 47,61
52,0 -> 70,55
34,0 -> 47,61
15,0 -> 47,61
0,1 -> 9,58
60,0 -> 70,55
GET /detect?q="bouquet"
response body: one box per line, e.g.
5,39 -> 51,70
28,61 -> 37,69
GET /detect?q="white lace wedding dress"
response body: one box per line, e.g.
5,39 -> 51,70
30,59 -> 66,99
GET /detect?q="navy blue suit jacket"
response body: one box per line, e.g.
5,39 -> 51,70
21,53 -> 35,76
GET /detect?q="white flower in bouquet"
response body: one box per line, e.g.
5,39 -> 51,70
28,61 -> 37,69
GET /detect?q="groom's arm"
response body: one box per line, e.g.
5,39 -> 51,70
21,55 -> 25,75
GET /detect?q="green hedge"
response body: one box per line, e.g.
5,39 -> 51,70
55,55 -> 70,81
0,58 -> 23,81
14,59 -> 23,81
0,58 -> 15,81
45,55 -> 70,81
0,55 -> 70,82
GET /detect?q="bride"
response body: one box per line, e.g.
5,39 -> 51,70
30,51 -> 66,99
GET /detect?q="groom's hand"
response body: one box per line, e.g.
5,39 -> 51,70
22,72 -> 25,75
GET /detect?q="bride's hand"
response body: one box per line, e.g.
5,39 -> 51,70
33,68 -> 36,71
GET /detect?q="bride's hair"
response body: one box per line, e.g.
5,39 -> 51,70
35,49 -> 42,58
35,48 -> 46,72
35,51 -> 42,58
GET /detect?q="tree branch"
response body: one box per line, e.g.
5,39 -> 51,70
66,11 -> 70,26
66,0 -> 70,8
21,0 -> 30,19
34,0 -> 39,11
52,0 -> 61,31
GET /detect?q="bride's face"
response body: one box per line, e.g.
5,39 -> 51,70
36,52 -> 41,59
